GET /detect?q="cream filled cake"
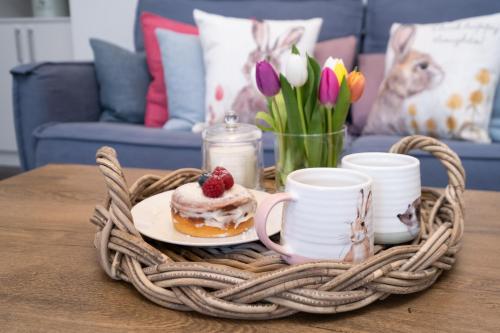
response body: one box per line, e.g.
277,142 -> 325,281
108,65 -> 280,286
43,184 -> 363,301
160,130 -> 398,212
170,167 -> 257,237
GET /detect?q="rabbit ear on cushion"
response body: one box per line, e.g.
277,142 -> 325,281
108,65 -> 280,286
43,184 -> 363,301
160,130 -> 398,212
252,20 -> 269,52
391,24 -> 416,59
270,26 -> 305,57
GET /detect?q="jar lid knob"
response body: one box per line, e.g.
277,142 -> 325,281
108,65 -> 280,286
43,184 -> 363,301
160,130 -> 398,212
224,110 -> 239,129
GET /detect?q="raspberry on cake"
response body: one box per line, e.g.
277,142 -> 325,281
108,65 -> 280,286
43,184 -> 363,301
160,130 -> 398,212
170,169 -> 256,238
212,166 -> 234,189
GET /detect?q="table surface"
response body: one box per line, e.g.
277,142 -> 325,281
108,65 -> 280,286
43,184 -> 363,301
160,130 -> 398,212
0,164 -> 499,333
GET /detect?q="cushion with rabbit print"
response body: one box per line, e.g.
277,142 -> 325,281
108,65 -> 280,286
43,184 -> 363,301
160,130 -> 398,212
364,13 -> 500,143
194,9 -> 322,126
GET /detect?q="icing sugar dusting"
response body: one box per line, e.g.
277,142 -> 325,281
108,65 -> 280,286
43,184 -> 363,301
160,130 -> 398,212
173,183 -> 251,207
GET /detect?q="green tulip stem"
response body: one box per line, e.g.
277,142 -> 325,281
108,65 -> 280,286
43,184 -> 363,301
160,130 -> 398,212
296,88 -> 307,135
326,106 -> 333,134
326,106 -> 334,166
295,87 -> 309,160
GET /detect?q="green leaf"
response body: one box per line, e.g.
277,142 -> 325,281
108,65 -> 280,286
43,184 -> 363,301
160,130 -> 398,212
257,123 -> 274,132
279,74 -> 302,134
332,78 -> 351,132
304,55 -> 321,124
309,104 -> 324,134
304,106 -> 325,166
256,111 -> 276,131
302,57 -> 316,125
273,92 -> 287,133
291,45 -> 300,55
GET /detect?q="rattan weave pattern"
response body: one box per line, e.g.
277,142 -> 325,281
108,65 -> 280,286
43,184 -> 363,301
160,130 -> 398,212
90,135 -> 465,319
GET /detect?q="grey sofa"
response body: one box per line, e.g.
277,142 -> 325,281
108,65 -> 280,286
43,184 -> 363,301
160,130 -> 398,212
11,0 -> 500,190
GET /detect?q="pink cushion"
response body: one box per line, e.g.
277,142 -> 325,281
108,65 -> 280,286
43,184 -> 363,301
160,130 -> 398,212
350,53 -> 385,134
141,12 -> 198,127
313,35 -> 357,71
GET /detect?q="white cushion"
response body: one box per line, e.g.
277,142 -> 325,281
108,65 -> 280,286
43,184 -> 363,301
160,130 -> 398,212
365,13 -> 500,143
194,9 -> 322,124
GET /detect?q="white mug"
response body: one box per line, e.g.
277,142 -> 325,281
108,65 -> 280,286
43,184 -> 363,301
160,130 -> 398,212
255,168 -> 373,264
341,153 -> 421,244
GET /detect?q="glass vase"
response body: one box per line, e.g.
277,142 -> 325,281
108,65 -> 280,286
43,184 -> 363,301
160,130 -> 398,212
273,127 -> 346,190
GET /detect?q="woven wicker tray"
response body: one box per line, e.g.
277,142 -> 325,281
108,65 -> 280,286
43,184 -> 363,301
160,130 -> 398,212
90,135 -> 465,319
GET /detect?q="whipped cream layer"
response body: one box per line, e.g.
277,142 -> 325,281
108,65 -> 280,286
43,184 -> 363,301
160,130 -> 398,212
171,183 -> 257,229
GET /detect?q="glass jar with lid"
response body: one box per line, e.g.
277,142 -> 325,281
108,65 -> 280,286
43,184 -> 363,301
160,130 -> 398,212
202,112 -> 263,189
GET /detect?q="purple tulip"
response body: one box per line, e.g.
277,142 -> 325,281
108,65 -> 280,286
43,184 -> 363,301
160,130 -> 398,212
255,61 -> 281,97
318,67 -> 339,107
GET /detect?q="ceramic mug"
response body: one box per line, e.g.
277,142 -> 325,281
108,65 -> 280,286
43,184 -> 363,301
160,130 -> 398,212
341,152 -> 421,244
255,168 -> 373,264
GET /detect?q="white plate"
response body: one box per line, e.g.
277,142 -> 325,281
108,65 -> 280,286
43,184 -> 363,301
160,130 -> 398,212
131,189 -> 282,247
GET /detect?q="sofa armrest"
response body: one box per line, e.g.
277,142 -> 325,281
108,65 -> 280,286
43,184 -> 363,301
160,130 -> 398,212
11,62 -> 101,170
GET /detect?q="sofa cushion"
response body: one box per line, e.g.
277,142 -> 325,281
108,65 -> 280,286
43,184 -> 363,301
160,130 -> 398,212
314,36 -> 357,72
490,84 -> 500,141
156,28 -> 205,131
363,0 -> 500,53
90,39 -> 150,124
134,0 -> 364,52
364,15 -> 500,144
350,53 -> 385,134
141,12 -> 199,128
348,135 -> 500,191
32,122 -> 275,170
352,53 -> 500,141
194,9 -> 322,125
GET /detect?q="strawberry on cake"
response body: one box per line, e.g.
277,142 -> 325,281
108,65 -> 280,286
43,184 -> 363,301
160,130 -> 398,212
171,167 -> 257,237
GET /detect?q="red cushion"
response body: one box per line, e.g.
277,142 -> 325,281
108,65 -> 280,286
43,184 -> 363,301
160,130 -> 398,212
141,12 -> 198,127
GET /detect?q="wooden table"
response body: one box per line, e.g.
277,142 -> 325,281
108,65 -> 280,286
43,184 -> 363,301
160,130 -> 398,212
0,164 -> 499,332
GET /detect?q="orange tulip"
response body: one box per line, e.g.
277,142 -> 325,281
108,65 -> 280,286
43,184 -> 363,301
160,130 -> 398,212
347,70 -> 365,102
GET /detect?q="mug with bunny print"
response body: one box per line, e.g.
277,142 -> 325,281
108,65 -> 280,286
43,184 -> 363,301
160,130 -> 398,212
255,168 -> 374,264
342,152 -> 421,244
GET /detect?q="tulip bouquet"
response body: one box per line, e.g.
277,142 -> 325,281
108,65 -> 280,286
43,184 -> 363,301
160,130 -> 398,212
255,46 -> 365,188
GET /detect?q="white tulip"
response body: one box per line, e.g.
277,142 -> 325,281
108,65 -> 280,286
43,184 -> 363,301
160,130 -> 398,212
284,52 -> 308,87
323,56 -> 337,70
323,57 -> 347,85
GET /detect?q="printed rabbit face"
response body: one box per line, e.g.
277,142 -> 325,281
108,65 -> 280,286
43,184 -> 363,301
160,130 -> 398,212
343,188 -> 373,263
243,20 -> 305,79
364,24 -> 447,136
387,25 -> 444,98
232,20 -> 306,123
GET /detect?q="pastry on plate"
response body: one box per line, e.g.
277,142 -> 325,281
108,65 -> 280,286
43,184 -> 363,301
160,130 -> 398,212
171,167 -> 257,237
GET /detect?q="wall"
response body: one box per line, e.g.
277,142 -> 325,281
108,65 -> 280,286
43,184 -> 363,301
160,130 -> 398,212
69,0 -> 138,60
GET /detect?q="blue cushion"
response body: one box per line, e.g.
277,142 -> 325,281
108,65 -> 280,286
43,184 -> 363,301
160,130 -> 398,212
363,0 -> 500,53
156,28 -> 205,131
90,38 -> 151,123
134,0 -> 364,51
32,122 -> 276,169
347,135 -> 500,191
490,84 -> 500,142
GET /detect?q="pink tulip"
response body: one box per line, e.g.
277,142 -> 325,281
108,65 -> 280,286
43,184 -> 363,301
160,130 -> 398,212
318,67 -> 339,107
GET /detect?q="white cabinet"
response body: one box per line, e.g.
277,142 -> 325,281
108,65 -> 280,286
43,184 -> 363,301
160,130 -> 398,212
0,18 -> 72,166
24,20 -> 73,62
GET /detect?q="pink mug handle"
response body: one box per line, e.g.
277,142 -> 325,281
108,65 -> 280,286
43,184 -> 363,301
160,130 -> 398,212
255,192 -> 294,259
